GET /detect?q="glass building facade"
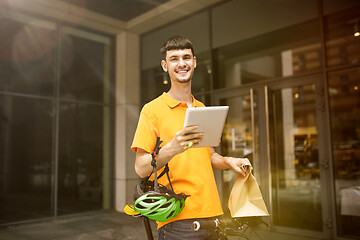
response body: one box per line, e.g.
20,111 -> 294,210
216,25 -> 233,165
0,12 -> 114,224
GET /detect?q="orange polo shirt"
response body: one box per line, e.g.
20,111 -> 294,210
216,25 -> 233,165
131,92 -> 223,228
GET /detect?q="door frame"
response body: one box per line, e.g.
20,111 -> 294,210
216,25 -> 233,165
213,73 -> 334,239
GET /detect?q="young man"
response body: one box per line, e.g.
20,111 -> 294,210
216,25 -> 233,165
131,36 -> 250,240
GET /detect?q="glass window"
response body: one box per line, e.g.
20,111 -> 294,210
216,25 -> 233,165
212,0 -> 321,89
328,67 -> 360,238
60,28 -> 112,104
58,102 -> 111,215
324,3 -> 360,68
212,0 -> 319,49
193,93 -> 211,106
0,95 -> 53,223
269,83 -> 322,231
192,51 -> 211,93
0,11 -> 114,224
140,66 -> 172,106
0,15 -> 56,96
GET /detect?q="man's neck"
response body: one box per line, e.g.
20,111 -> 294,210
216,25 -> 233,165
167,84 -> 192,106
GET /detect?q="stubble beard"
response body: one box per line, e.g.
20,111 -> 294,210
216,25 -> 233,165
174,70 -> 193,84
177,76 -> 191,83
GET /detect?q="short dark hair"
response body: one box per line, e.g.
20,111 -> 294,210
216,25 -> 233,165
160,36 -> 195,60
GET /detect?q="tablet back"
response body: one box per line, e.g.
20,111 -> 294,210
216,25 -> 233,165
183,106 -> 229,148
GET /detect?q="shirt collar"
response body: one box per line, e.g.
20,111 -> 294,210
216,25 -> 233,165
161,92 -> 198,108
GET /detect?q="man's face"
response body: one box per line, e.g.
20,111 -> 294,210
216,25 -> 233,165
161,49 -> 197,84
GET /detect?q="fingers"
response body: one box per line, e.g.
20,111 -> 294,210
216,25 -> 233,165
179,125 -> 198,135
230,163 -> 247,177
228,157 -> 252,177
239,158 -> 252,175
176,133 -> 203,143
179,137 -> 201,148
176,125 -> 204,144
240,164 -> 249,172
180,125 -> 203,139
240,164 -> 249,176
168,126 -> 204,155
238,157 -> 252,168
243,158 -> 252,167
232,164 -> 244,176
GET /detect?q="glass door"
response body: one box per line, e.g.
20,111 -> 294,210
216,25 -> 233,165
214,75 -> 333,238
267,76 -> 332,238
328,67 -> 360,239
269,83 -> 321,229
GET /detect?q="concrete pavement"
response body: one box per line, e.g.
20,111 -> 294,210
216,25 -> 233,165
0,210 -> 157,240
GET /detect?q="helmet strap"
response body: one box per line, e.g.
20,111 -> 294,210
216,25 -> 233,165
165,166 -> 174,192
150,137 -> 175,192
151,137 -> 163,192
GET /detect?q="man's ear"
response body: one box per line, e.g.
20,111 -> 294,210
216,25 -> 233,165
194,56 -> 197,68
161,60 -> 168,72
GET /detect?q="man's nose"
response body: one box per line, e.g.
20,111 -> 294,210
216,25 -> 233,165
178,58 -> 186,66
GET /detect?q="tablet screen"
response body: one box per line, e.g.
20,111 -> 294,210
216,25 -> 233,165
183,106 -> 229,148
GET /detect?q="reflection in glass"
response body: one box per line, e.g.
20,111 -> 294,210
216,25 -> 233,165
0,95 -> 53,224
0,12 -> 114,225
269,84 -> 322,231
219,93 -> 258,217
60,31 -> 111,104
214,20 -> 322,89
192,51 -> 212,93
0,16 -> 56,96
328,67 -> 360,238
193,93 -> 211,107
58,102 -> 111,215
325,5 -> 360,68
141,67 -> 172,107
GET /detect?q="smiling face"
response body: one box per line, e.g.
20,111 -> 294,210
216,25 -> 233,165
161,49 -> 197,84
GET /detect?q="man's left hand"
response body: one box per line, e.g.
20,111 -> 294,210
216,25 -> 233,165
226,157 -> 252,177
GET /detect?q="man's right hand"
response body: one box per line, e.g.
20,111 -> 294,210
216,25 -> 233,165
166,125 -> 204,155
135,126 -> 204,178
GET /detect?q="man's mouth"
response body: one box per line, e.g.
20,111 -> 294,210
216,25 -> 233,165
176,69 -> 189,74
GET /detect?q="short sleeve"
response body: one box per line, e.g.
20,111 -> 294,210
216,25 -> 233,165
131,111 -> 158,153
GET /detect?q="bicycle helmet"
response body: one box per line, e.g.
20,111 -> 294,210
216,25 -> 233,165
133,137 -> 189,222
134,181 -> 188,222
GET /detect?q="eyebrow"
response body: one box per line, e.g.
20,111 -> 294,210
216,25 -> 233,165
168,53 -> 192,59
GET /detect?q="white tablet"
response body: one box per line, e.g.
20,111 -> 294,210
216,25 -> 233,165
183,106 -> 229,148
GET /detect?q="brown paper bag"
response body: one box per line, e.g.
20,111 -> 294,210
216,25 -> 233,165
228,168 -> 269,217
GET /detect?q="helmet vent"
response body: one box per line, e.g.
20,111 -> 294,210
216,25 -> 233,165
135,203 -> 146,209
166,210 -> 175,219
147,211 -> 158,215
150,204 -> 160,210
144,199 -> 157,203
160,202 -> 171,208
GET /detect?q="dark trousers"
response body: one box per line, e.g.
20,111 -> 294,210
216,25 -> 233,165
158,218 -> 219,240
